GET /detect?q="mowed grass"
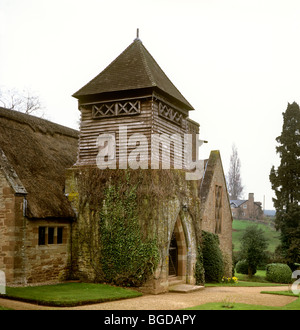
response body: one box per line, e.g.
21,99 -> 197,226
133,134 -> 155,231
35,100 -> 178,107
235,270 -> 272,283
185,284 -> 300,310
186,269 -> 300,310
185,290 -> 300,310
232,219 -> 281,252
205,270 -> 286,287
0,306 -> 12,310
0,283 -> 142,307
185,297 -> 300,310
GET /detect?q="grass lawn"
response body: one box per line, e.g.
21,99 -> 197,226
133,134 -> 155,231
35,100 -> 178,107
0,282 -> 142,307
186,283 -> 300,310
185,297 -> 300,310
185,290 -> 300,310
205,281 -> 284,287
232,219 -> 280,252
206,271 -> 286,287
234,270 -> 286,284
186,269 -> 300,310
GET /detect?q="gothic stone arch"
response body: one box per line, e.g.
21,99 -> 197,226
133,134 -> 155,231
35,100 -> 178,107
168,209 -> 197,286
140,199 -> 199,294
169,217 -> 187,278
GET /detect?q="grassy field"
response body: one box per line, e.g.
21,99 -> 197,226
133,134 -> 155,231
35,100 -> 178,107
232,219 -> 281,252
0,283 -> 142,307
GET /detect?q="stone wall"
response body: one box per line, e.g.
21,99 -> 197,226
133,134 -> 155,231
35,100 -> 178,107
0,171 -> 26,284
1,156 -> 233,289
0,169 -> 71,285
23,219 -> 71,284
201,156 -> 233,277
65,167 -> 202,294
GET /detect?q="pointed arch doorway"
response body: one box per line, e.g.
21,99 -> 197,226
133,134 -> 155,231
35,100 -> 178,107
168,217 -> 187,280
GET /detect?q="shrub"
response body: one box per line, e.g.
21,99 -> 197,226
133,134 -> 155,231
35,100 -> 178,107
202,231 -> 224,282
235,259 -> 249,275
266,263 -> 292,284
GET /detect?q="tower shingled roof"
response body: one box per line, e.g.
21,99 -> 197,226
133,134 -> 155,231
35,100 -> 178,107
73,39 -> 193,110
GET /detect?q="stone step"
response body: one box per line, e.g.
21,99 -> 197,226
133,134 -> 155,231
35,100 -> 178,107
168,276 -> 184,286
168,283 -> 205,293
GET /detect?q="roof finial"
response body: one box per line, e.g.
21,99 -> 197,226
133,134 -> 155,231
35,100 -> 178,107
135,28 -> 140,41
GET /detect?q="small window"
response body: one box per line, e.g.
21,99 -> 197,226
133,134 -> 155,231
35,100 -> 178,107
243,204 -> 247,209
48,227 -> 55,244
38,227 -> 46,245
215,185 -> 222,234
57,227 -> 63,244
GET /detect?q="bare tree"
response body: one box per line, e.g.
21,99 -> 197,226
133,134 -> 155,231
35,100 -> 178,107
227,143 -> 244,200
0,87 -> 44,116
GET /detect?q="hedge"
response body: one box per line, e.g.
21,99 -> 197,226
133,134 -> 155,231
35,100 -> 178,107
266,263 -> 292,284
202,231 -> 224,282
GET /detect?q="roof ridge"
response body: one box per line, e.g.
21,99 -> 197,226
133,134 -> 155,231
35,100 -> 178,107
137,40 -> 193,108
72,41 -> 136,98
137,40 -> 156,87
0,107 -> 78,138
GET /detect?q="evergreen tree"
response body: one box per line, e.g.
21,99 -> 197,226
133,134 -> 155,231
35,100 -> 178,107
240,226 -> 268,277
270,102 -> 300,269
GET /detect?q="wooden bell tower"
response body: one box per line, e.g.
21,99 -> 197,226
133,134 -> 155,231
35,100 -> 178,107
72,36 -> 199,169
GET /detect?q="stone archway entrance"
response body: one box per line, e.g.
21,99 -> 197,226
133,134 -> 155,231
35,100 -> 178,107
169,232 -> 178,276
168,217 -> 187,280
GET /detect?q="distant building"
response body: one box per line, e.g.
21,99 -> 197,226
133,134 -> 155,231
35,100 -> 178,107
230,193 -> 264,220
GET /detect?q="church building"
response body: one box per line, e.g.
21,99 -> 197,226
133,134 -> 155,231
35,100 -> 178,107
66,35 -> 233,293
0,35 -> 232,294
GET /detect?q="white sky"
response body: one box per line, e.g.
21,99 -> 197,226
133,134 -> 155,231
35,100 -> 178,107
1,0 -> 300,210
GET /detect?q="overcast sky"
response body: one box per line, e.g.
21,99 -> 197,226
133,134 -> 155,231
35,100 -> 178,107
1,0 -> 300,210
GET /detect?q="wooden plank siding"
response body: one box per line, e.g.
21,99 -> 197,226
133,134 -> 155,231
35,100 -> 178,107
76,96 -> 200,170
152,100 -> 187,169
152,100 -> 200,170
77,99 -> 153,166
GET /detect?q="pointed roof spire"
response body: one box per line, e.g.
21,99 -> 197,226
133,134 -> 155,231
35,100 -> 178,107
73,37 -> 193,110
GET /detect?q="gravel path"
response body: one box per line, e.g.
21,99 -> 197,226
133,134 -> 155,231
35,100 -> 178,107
0,286 -> 296,310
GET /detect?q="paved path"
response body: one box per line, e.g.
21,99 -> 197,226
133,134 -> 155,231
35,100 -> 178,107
0,286 -> 296,310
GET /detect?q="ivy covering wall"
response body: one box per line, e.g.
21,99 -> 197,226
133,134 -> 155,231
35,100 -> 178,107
99,174 -> 159,286
66,167 -> 204,289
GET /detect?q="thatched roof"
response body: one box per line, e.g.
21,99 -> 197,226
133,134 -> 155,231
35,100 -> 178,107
0,107 -> 79,219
